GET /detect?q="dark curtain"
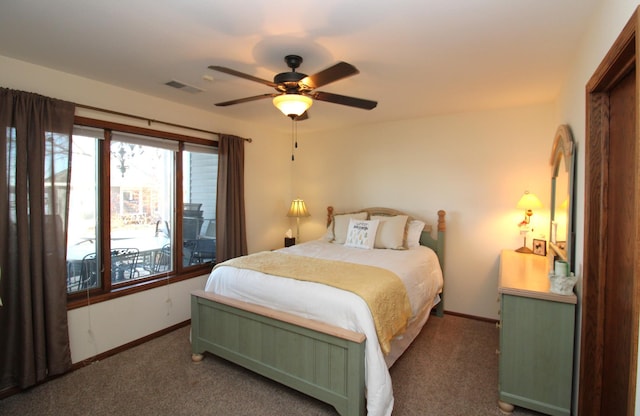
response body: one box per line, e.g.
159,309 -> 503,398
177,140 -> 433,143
0,88 -> 75,391
215,134 -> 248,262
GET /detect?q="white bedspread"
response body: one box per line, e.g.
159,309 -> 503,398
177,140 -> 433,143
204,240 -> 443,416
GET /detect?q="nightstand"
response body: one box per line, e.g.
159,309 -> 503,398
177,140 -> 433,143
497,250 -> 576,416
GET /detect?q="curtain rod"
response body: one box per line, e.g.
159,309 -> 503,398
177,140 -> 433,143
75,103 -> 252,143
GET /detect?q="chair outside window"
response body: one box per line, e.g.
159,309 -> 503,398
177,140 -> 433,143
203,219 -> 216,238
111,248 -> 139,282
155,220 -> 170,238
183,217 -> 203,241
79,253 -> 99,290
183,240 -> 196,266
190,238 -> 216,265
183,202 -> 203,237
153,244 -> 172,273
67,260 -> 83,292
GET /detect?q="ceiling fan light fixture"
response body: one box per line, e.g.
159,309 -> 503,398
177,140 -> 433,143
273,94 -> 312,117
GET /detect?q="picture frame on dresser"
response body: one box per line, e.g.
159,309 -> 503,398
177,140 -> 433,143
532,239 -> 546,256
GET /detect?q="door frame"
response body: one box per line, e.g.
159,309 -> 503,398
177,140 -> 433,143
579,7 -> 640,415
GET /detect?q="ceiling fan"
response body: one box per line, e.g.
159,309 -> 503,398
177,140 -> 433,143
208,55 -> 377,120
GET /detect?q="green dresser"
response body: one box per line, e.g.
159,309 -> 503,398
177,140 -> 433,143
498,250 -> 577,416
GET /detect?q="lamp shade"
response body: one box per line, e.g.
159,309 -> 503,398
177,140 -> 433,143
517,191 -> 542,210
559,198 -> 569,210
287,199 -> 310,217
273,94 -> 313,117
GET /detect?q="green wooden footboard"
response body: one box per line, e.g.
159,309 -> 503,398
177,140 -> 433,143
191,290 -> 366,416
190,209 -> 446,415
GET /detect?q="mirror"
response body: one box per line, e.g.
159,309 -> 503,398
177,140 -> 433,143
549,125 -> 575,272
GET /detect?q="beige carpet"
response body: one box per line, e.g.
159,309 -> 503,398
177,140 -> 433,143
0,314 -> 545,415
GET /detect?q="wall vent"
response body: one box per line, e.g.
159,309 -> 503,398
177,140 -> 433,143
164,80 -> 203,94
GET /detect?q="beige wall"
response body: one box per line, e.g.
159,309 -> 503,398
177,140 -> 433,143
292,104 -> 556,319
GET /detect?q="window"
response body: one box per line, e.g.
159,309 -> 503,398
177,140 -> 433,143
182,144 -> 218,267
66,128 -> 100,291
66,119 -> 217,305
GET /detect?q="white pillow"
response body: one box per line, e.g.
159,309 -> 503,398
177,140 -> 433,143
332,212 -> 368,244
406,220 -> 426,248
344,219 -> 379,249
321,221 -> 335,241
371,215 -> 409,249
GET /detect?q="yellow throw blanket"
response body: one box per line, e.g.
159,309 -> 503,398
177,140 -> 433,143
216,251 -> 412,355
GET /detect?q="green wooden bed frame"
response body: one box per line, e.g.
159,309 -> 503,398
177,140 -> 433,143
191,208 -> 446,416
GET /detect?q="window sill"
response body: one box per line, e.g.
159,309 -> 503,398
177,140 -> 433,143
66,266 -> 212,310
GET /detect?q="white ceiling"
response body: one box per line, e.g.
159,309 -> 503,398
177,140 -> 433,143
0,0 -> 600,133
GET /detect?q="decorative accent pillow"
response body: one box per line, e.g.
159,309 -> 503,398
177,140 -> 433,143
344,219 -> 379,249
406,220 -> 426,248
371,215 -> 409,249
331,212 -> 368,244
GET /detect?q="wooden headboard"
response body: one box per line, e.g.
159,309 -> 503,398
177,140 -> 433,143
326,206 -> 446,316
325,206 -> 446,238
327,205 -> 444,225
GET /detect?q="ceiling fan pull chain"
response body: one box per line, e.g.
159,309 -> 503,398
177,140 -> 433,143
291,118 -> 295,161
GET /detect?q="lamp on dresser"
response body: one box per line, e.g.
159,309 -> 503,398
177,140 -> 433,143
515,190 -> 542,253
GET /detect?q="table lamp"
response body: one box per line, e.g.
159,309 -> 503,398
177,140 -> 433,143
516,191 -> 542,253
287,199 -> 310,241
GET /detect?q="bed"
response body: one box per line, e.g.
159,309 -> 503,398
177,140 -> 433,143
190,207 -> 446,416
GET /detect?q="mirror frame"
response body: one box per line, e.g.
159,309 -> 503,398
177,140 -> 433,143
549,124 -> 576,272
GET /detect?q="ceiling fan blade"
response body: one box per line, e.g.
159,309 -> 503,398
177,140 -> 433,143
215,93 -> 276,107
300,62 -> 359,89
208,65 -> 277,88
310,91 -> 377,110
